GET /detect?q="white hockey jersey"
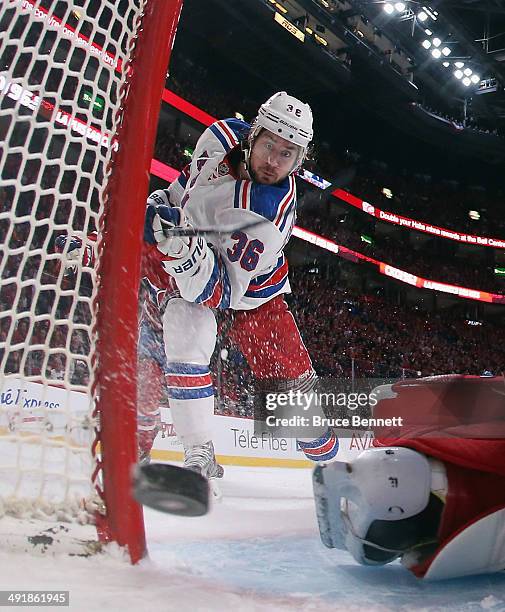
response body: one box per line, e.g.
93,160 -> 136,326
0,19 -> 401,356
165,118 -> 297,310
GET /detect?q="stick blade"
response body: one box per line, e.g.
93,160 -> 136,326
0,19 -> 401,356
133,463 -> 209,516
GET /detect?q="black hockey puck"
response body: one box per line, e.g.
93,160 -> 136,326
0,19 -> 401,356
132,463 -> 209,516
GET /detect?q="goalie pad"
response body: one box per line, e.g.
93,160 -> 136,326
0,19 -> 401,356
416,507 -> 505,580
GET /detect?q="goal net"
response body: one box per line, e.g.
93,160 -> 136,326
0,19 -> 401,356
0,0 -> 182,563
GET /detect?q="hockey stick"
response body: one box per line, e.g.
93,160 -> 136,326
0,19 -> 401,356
160,217 -> 267,238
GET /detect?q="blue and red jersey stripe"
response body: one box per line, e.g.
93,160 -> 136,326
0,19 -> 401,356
195,250 -> 232,309
273,175 -> 296,232
165,362 -> 214,400
297,430 -> 339,462
245,255 -> 289,299
209,119 -> 241,152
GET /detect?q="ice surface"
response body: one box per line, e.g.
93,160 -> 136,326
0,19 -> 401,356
1,465 -> 505,611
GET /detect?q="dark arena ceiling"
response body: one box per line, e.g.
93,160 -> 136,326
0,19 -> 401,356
171,0 -> 505,171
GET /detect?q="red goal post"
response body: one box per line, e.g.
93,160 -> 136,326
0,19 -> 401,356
0,0 -> 183,563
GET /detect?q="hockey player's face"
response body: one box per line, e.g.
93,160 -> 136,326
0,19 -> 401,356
250,131 -> 300,184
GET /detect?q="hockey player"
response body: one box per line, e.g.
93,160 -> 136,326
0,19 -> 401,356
55,231 -> 167,464
313,374 -> 505,580
135,274 -> 177,464
144,92 -> 338,479
54,233 -> 96,275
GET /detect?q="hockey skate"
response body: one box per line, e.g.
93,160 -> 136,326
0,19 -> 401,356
183,441 -> 224,479
137,425 -> 161,466
183,441 -> 224,502
138,448 -> 151,466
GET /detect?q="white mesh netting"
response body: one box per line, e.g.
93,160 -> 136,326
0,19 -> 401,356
0,0 -> 147,525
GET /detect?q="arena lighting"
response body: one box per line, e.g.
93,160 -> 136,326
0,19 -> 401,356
314,33 -> 328,46
471,74 -> 480,84
267,0 -> 288,14
454,69 -> 463,79
298,169 -> 332,189
384,3 -> 395,14
431,48 -> 442,58
462,77 -> 472,86
442,61 -> 450,67
157,93 -> 505,278
454,61 -> 465,68
422,5 -> 438,21
417,11 -> 428,21
422,40 -> 431,49
469,210 -> 480,220
395,2 -> 406,12
159,90 -> 505,270
425,29 -> 432,35
274,12 -> 305,41
442,47 -> 451,56
432,37 -> 441,47
464,67 -> 473,76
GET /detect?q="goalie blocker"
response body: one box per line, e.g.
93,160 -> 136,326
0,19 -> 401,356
312,374 -> 505,580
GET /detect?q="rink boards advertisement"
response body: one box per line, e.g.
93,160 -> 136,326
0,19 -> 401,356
0,376 -> 90,436
0,378 -> 373,467
153,407 -> 374,468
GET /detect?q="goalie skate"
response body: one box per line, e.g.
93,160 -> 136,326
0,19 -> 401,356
312,462 -> 344,549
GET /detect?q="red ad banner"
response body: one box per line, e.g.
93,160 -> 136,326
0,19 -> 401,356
379,264 -> 503,303
333,188 -> 505,249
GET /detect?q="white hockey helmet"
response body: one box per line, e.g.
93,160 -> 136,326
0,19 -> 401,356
247,91 -> 313,174
313,447 -> 444,566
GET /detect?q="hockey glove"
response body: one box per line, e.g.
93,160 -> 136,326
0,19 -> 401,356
55,234 -> 83,274
144,205 -> 190,257
144,189 -> 183,253
145,205 -> 208,276
55,234 -> 82,257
